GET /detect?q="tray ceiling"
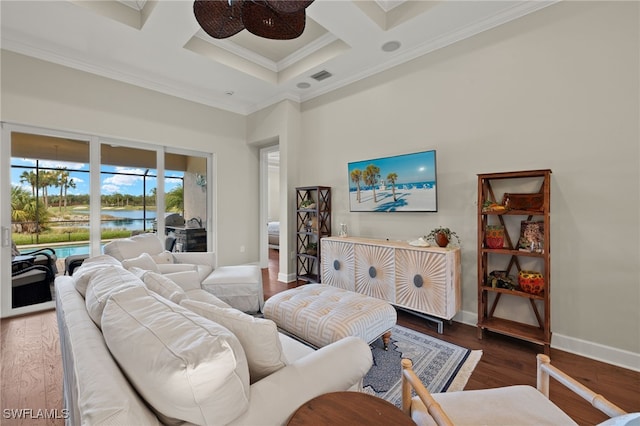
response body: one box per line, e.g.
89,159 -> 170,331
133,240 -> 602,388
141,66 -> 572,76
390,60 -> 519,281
1,1 -> 555,115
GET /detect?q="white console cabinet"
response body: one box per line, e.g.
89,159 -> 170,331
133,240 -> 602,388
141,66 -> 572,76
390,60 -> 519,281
321,237 -> 461,320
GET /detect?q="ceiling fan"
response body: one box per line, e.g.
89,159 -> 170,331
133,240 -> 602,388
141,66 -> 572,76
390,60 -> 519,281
194,0 -> 315,40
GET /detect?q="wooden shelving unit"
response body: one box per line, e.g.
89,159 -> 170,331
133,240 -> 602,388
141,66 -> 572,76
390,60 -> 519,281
477,169 -> 551,354
295,186 -> 331,283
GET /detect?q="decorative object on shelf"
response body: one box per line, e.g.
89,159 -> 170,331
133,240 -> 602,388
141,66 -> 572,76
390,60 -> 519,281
305,216 -> 317,232
193,0 -> 314,40
518,270 -> 545,295
482,200 -> 507,213
305,242 -> 317,256
488,270 -> 516,290
339,223 -> 348,238
300,199 -> 316,209
425,227 -> 460,248
485,225 -> 504,249
518,220 -> 544,252
408,237 -> 430,247
502,192 -> 544,211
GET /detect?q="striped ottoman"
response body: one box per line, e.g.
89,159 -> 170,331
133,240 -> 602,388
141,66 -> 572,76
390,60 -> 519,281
263,284 -> 397,349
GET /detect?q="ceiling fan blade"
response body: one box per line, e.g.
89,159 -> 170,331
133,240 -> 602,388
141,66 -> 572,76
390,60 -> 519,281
194,0 -> 245,39
242,1 -> 306,40
264,0 -> 314,14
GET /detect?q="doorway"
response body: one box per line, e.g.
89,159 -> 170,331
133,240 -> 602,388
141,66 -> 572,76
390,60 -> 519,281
260,145 -> 280,271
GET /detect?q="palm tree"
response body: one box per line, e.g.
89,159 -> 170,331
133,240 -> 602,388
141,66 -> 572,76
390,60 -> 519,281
387,172 -> 398,201
19,170 -> 38,197
39,170 -> 57,209
350,169 -> 363,203
363,164 -> 381,203
64,177 -> 76,209
11,186 -> 31,223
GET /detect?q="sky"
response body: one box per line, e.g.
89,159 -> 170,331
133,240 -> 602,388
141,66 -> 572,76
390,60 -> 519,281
11,158 -> 183,197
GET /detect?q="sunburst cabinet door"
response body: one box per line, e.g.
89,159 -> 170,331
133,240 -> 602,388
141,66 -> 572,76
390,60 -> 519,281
321,239 -> 355,291
395,248 -> 461,319
354,244 -> 395,302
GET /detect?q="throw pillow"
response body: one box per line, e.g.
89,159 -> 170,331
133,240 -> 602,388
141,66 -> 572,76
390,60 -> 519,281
180,299 -> 288,383
85,265 -> 144,328
102,286 -> 250,426
73,255 -> 123,297
121,253 -> 160,273
142,271 -> 186,304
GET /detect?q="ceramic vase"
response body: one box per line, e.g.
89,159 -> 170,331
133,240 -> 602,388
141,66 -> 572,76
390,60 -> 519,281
485,226 -> 505,249
435,232 -> 449,247
518,270 -> 544,295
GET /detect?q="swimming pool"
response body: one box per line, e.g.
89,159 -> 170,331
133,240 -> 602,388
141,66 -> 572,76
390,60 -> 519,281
51,244 -> 104,258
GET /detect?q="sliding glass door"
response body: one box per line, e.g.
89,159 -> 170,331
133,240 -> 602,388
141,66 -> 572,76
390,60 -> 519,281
1,124 -> 213,317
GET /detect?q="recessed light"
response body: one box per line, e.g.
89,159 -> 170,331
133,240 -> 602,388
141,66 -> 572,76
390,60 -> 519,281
297,82 -> 311,89
381,41 -> 401,52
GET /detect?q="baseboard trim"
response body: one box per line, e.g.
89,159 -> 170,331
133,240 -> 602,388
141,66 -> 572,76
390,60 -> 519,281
456,310 -> 640,372
278,272 -> 296,283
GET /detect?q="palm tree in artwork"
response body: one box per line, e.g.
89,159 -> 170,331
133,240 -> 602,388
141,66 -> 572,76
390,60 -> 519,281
387,172 -> 398,201
350,169 -> 363,203
363,164 -> 381,203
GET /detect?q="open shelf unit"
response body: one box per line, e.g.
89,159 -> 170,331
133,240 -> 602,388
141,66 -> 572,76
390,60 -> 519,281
295,186 -> 331,283
477,169 -> 551,354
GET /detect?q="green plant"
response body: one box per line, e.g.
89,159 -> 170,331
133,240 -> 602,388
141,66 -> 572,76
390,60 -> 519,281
305,241 -> 318,255
300,199 -> 315,208
424,226 -> 461,246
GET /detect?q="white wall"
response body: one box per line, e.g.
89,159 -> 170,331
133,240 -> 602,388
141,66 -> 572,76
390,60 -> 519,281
299,1 -> 639,365
1,51 -> 259,267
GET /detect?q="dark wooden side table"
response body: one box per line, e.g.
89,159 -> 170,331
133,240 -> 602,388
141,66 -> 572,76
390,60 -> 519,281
287,391 -> 415,425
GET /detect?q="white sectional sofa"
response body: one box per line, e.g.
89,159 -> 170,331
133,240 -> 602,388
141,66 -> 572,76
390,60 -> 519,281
55,256 -> 373,425
102,233 -> 264,313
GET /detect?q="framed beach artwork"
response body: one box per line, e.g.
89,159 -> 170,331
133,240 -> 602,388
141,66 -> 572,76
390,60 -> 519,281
348,150 -> 437,212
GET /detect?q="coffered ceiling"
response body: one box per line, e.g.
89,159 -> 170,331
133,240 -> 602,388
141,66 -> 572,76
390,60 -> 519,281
1,1 -> 555,115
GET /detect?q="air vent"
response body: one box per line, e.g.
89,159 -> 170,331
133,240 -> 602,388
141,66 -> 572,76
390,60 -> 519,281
310,70 -> 332,82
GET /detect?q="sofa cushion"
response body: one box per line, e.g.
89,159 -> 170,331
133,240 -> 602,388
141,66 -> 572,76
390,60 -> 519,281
103,233 -> 164,261
85,265 -> 144,328
181,299 -> 288,383
102,286 -> 250,425
164,269 -> 201,292
72,255 -> 122,297
151,250 -> 174,264
121,252 -> 160,273
183,288 -> 232,308
141,271 -> 186,304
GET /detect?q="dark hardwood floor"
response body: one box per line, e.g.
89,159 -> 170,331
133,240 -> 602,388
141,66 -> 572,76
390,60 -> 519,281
1,248 -> 638,425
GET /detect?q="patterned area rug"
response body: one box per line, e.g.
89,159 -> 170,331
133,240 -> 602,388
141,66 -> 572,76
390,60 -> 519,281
363,324 -> 482,407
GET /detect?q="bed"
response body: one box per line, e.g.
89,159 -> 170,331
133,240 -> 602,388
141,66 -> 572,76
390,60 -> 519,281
268,221 -> 280,249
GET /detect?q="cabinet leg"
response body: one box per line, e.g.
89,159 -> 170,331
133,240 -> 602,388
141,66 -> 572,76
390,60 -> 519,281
477,327 -> 484,340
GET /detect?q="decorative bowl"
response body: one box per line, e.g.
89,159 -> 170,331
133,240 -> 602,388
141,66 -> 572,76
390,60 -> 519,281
518,270 -> 544,295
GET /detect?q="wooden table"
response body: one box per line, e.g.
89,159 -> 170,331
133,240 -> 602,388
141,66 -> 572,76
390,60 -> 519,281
287,391 -> 415,425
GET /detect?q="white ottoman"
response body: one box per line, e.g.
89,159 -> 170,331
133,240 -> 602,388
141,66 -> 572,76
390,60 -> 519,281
263,284 -> 397,349
201,265 -> 264,313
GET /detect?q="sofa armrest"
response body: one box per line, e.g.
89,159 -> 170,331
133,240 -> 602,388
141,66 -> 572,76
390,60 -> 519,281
172,251 -> 215,268
229,336 -> 373,426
